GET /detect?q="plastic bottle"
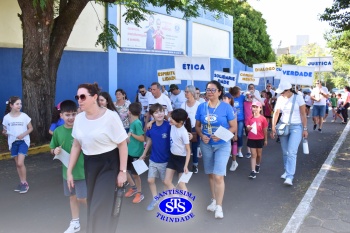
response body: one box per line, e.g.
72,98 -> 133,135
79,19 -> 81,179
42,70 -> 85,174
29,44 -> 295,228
112,185 -> 125,217
303,138 -> 309,154
232,141 -> 238,156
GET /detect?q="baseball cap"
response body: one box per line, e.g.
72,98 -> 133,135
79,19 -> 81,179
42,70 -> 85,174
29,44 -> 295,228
168,84 -> 179,92
252,101 -> 262,108
276,81 -> 292,94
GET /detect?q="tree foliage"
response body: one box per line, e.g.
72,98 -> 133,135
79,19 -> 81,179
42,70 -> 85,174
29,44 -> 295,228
225,1 -> 275,66
276,54 -> 301,67
320,0 -> 350,32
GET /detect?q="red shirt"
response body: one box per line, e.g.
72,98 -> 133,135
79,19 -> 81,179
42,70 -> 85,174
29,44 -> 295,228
247,115 -> 268,140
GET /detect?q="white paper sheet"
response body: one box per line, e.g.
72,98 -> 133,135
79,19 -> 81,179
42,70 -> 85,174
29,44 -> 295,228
53,149 -> 70,168
178,172 -> 193,184
132,159 -> 149,175
251,122 -> 257,135
213,126 -> 234,142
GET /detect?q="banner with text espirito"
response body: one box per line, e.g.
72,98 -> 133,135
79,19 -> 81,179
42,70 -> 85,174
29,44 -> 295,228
253,62 -> 276,78
238,71 -> 259,85
174,57 -> 211,81
275,67 -> 282,79
281,65 -> 314,86
157,69 -> 181,86
213,71 -> 237,88
306,57 -> 333,72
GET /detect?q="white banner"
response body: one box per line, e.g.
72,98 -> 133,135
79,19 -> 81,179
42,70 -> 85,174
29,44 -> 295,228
213,71 -> 237,88
157,69 -> 181,86
275,67 -> 282,79
253,62 -> 276,78
281,65 -> 314,86
238,71 -> 259,85
174,57 -> 211,81
120,6 -> 186,55
307,56 -> 333,72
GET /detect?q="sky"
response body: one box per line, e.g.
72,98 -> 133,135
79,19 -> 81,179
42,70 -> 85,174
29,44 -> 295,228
247,0 -> 334,49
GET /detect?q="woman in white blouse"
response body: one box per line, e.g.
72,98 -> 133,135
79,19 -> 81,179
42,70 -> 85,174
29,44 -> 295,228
67,83 -> 128,233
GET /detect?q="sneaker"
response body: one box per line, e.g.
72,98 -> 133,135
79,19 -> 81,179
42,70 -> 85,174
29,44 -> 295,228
284,178 -> 293,186
237,151 -> 243,158
19,183 -> 29,194
248,171 -> 256,179
255,165 -> 260,174
132,193 -> 144,204
147,198 -> 158,211
318,128 -> 322,133
245,152 -> 251,159
280,172 -> 287,179
215,205 -> 224,219
192,165 -> 198,174
323,119 -> 326,122
276,137 -> 280,143
229,161 -> 238,171
64,221 -> 80,233
331,120 -> 335,122
313,124 -> 317,130
207,199 -> 216,212
125,188 -> 137,198
14,183 -> 22,192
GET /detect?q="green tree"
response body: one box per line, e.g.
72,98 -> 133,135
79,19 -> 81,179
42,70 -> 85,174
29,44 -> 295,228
320,0 -> 350,32
276,54 -> 301,67
17,0 -> 235,143
226,1 -> 275,67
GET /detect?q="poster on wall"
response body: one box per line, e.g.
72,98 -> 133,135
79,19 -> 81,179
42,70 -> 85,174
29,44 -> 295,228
157,68 -> 181,85
238,71 -> 259,85
253,62 -> 276,78
281,64 -> 314,86
120,6 -> 186,55
174,57 -> 211,81
306,56 -> 333,72
213,71 -> 237,88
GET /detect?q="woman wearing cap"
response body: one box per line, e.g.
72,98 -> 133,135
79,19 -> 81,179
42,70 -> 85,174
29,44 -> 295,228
195,80 -> 236,219
271,81 -> 308,186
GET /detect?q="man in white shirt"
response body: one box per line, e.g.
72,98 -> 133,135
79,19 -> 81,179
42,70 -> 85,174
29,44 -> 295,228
136,84 -> 152,127
168,84 -> 187,109
311,80 -> 329,133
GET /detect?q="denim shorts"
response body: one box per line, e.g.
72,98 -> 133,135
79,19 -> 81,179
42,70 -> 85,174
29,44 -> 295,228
148,160 -> 167,180
63,179 -> 87,199
200,141 -> 231,176
312,105 -> 326,117
11,140 -> 28,157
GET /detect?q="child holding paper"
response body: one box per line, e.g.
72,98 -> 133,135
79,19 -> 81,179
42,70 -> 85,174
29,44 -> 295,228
163,108 -> 191,192
246,101 -> 268,179
124,103 -> 145,204
50,100 -> 86,233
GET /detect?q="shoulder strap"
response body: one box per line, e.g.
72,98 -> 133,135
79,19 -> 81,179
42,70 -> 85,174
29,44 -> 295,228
287,94 -> 297,125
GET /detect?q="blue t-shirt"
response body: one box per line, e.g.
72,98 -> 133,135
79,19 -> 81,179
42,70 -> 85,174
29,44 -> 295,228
234,95 -> 245,122
146,120 -> 171,163
49,118 -> 64,132
195,101 -> 235,145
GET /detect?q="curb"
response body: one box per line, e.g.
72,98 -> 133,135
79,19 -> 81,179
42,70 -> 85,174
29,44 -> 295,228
0,144 -> 50,161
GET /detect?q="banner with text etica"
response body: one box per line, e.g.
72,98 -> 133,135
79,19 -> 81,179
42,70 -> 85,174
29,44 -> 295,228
281,65 -> 314,86
238,71 -> 259,85
213,71 -> 237,88
174,57 -> 211,81
157,68 -> 181,86
253,62 -> 276,78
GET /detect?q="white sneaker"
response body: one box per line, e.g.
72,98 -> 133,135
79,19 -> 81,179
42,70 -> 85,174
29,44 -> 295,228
280,172 -> 287,179
284,178 -> 293,186
229,161 -> 238,171
215,205 -> 224,219
207,199 -> 216,212
331,120 -> 335,122
237,151 -> 243,158
64,221 -> 80,233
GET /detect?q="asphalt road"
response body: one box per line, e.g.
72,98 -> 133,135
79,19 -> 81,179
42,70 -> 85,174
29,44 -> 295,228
0,115 -> 346,233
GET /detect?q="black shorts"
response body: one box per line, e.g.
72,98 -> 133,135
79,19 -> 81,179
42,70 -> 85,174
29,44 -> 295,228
166,154 -> 186,173
247,139 -> 265,149
127,155 -> 140,175
306,105 -> 311,109
337,109 -> 342,114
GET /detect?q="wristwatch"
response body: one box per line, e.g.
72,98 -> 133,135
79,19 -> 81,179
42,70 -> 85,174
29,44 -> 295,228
120,170 -> 127,173
303,127 -> 308,131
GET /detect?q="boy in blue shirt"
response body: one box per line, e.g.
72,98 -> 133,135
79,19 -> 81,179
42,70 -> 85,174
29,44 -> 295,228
140,103 -> 171,211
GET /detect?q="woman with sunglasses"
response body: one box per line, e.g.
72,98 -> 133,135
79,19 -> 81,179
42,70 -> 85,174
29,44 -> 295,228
195,80 -> 237,219
271,81 -> 308,186
114,89 -> 131,133
67,83 -> 128,233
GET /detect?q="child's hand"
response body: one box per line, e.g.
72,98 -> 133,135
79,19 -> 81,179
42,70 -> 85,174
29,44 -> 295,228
146,121 -> 153,130
234,134 -> 238,141
184,166 -> 189,174
139,154 -> 146,160
54,146 -> 62,155
246,125 -> 252,131
188,133 -> 193,140
16,134 -> 24,140
67,173 -> 74,192
264,140 -> 268,146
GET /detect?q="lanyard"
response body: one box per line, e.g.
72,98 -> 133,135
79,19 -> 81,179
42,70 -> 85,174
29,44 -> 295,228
206,101 -> 220,134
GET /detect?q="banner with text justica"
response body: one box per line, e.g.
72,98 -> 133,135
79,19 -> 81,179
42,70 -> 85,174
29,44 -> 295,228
306,56 -> 333,72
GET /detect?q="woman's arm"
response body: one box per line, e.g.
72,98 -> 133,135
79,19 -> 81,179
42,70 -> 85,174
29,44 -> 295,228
117,139 -> 128,187
270,108 -> 281,139
300,105 -> 308,139
195,120 -> 210,144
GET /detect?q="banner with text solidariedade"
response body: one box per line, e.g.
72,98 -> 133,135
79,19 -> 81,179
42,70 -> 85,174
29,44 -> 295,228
238,71 -> 259,85
306,57 -> 333,72
253,62 -> 276,78
213,71 -> 237,88
174,57 -> 211,81
281,64 -> 314,86
157,69 -> 181,85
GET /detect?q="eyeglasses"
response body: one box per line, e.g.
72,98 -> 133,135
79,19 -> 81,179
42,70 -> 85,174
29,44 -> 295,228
205,88 -> 217,93
75,94 -> 91,101
267,86 -> 271,87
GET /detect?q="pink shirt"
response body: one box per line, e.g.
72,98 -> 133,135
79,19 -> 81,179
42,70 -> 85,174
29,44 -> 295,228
247,115 -> 268,140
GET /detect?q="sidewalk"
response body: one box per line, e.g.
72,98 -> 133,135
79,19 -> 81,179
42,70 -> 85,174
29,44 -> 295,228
283,122 -> 350,233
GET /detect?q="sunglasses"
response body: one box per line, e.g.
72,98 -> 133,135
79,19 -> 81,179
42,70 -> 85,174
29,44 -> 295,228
139,90 -> 145,94
267,86 -> 271,87
205,88 -> 217,93
75,94 -> 91,101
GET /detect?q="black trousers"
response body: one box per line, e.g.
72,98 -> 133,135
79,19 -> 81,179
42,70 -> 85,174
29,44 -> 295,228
84,148 -> 120,233
341,103 -> 349,123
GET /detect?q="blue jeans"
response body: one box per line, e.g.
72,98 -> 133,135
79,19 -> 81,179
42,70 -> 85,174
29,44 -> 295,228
200,141 -> 231,176
279,124 -> 302,180
191,127 -> 199,165
237,120 -> 244,148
